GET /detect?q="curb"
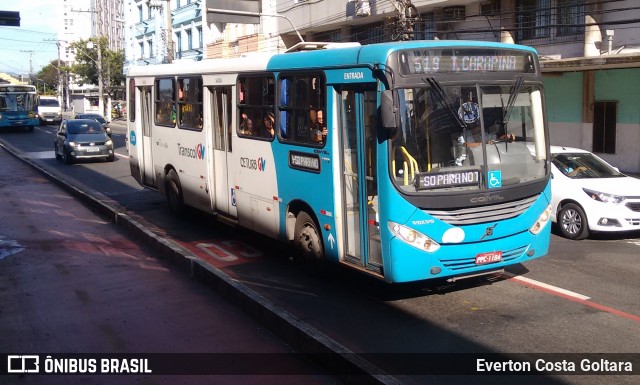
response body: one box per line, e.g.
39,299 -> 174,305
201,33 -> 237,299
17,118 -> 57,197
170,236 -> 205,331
0,139 -> 402,385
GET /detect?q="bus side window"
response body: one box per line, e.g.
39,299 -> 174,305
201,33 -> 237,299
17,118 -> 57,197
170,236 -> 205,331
177,77 -> 203,130
278,73 -> 326,146
237,75 -> 275,140
155,78 -> 176,126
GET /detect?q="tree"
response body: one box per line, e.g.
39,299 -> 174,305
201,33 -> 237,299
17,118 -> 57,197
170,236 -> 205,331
36,61 -> 61,95
69,36 -> 125,101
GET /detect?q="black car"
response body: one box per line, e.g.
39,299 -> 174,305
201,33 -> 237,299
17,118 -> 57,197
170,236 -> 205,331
54,119 -> 115,164
74,113 -> 111,135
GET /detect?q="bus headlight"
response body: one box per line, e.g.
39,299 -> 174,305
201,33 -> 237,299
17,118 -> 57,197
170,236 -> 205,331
388,221 -> 440,253
530,205 -> 552,235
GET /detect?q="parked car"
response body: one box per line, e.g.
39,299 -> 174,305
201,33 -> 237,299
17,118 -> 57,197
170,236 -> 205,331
549,145 -> 640,239
54,119 -> 114,164
74,113 -> 111,135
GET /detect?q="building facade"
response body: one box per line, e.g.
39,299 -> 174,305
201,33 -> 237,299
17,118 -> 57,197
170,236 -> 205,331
120,0 -> 640,172
273,0 -> 640,173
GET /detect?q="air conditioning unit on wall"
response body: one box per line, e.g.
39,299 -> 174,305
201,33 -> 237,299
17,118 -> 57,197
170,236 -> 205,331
355,0 -> 371,17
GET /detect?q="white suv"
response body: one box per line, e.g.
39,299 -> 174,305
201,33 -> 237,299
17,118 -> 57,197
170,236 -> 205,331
550,146 -> 640,239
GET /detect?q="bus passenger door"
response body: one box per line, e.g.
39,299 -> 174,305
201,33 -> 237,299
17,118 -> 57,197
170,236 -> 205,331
339,89 -> 382,274
210,86 -> 236,217
140,86 -> 155,187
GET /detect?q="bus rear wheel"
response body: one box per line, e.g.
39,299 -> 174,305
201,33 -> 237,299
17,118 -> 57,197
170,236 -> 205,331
166,169 -> 186,216
294,211 -> 325,273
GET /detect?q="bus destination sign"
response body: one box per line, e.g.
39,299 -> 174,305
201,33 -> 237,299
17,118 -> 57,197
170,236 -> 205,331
415,169 -> 480,190
400,49 -> 535,75
289,151 -> 321,173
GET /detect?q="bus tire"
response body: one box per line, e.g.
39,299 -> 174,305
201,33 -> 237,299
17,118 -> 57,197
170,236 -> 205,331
558,202 -> 589,240
166,169 -> 186,216
294,211 -> 325,272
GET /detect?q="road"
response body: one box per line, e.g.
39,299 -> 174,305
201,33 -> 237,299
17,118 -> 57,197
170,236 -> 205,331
1,121 -> 639,385
0,133 -> 342,385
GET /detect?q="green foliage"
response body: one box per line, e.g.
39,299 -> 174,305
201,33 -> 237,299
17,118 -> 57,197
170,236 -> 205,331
68,36 -> 125,96
36,60 -> 61,93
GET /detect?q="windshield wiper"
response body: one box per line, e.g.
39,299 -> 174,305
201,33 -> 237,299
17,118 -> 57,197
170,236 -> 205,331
424,77 -> 467,132
501,75 -> 524,131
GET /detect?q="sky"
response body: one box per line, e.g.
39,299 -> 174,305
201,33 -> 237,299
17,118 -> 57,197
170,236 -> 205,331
0,1 -> 59,76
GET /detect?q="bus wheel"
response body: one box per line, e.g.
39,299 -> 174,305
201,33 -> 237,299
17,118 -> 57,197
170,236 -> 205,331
294,211 -> 325,272
558,202 -> 589,240
166,169 -> 186,216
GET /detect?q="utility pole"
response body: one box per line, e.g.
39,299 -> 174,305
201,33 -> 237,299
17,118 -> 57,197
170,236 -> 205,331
165,0 -> 173,63
44,38 -> 65,108
391,0 -> 419,41
73,7 -> 109,120
20,50 -> 34,80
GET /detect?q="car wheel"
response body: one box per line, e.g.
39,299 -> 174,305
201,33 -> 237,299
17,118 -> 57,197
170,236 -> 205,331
166,169 -> 186,216
293,211 -> 326,274
558,203 -> 589,240
54,144 -> 62,160
62,148 -> 74,164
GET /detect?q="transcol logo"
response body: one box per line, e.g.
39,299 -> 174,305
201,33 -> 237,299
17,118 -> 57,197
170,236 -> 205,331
178,143 -> 205,159
240,157 -> 266,172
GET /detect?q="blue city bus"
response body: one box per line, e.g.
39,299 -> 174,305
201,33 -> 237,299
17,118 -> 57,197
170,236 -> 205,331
127,40 -> 551,283
0,84 -> 39,132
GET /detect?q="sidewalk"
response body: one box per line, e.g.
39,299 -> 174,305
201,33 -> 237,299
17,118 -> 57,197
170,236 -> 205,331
0,142 -> 392,384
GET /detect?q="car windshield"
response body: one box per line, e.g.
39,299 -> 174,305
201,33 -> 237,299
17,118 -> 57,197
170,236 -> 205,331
392,81 -> 547,193
77,114 -> 106,123
68,121 -> 103,135
39,99 -> 60,107
552,153 -> 625,179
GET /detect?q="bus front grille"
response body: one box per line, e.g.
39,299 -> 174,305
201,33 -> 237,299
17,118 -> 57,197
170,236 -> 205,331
424,195 -> 539,225
440,246 -> 528,271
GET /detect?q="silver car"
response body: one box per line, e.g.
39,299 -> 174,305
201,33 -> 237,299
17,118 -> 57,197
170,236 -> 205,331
54,119 -> 114,164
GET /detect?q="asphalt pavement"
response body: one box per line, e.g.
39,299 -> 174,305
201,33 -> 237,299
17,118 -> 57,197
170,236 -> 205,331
0,130 -> 395,384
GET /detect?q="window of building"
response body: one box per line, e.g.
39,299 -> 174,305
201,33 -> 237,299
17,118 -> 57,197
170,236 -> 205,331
413,13 -> 436,40
187,29 -> 193,50
197,27 -> 203,48
148,40 -> 154,58
516,0 -> 551,41
138,5 -> 143,23
557,0 -> 584,37
177,77 -> 203,130
176,31 -> 182,54
592,101 -> 617,154
353,22 -> 385,44
278,73 -> 327,146
139,42 -> 144,58
155,78 -> 176,126
237,75 -> 276,140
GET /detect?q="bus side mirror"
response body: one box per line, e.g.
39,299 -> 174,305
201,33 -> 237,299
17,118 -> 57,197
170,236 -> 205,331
381,90 -> 398,130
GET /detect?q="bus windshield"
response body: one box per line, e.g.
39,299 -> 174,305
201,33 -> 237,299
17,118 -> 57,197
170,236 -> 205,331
0,93 -> 37,111
392,81 -> 547,193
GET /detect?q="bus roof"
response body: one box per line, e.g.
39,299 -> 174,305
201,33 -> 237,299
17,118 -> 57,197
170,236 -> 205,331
127,53 -> 275,77
127,40 -> 539,78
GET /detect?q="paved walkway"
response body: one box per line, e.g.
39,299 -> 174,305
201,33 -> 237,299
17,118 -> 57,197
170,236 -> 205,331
0,145 -> 348,384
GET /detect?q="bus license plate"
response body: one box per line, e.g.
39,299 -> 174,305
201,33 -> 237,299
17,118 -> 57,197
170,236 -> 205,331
475,251 -> 502,265
85,147 -> 99,153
